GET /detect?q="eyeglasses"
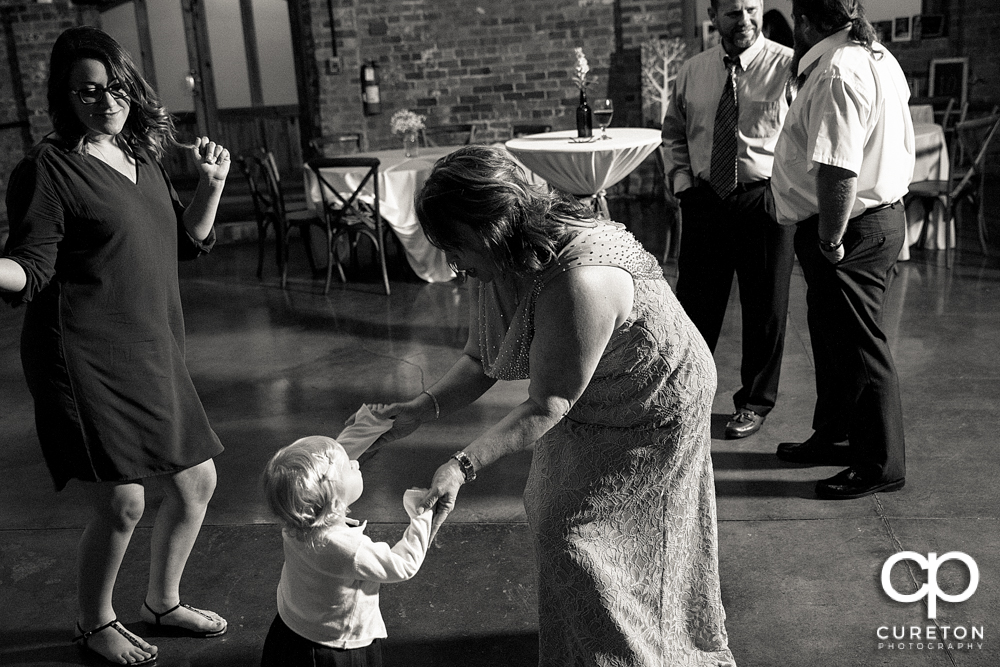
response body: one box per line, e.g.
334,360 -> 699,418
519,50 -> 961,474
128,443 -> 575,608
71,82 -> 130,105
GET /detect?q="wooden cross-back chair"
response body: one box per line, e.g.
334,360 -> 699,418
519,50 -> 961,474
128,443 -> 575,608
237,154 -> 281,279
941,99 -> 969,156
306,157 -> 391,295
251,149 -> 326,288
309,133 -> 362,157
906,113 -> 1000,267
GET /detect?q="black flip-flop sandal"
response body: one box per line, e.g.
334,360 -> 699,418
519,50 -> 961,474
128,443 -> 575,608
142,601 -> 227,638
73,619 -> 157,666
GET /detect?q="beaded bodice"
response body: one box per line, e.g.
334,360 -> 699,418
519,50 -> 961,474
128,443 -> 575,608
473,221 -> 665,384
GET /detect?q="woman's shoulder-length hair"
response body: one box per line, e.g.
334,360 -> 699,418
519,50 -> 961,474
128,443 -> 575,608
47,25 -> 178,159
415,144 -> 597,276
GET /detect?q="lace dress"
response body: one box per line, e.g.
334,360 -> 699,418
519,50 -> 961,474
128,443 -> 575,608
471,221 -> 735,666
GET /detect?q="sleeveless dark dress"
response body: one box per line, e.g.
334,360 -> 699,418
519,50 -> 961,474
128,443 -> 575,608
472,221 -> 735,666
3,139 -> 223,490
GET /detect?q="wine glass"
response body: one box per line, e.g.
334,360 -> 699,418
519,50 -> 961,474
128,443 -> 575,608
594,99 -> 614,140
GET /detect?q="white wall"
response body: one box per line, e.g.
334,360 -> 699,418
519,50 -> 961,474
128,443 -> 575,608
204,1 -> 252,109
251,0 -> 298,108
147,0 -> 193,114
101,3 -> 142,76
101,0 -> 297,114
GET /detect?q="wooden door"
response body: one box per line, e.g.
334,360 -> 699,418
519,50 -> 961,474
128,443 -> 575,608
101,0 -> 302,183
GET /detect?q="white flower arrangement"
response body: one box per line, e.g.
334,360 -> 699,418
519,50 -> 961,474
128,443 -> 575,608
390,109 -> 426,135
572,47 -> 591,91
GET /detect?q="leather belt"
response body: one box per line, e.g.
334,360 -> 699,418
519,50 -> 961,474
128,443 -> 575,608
852,200 -> 901,219
693,176 -> 768,195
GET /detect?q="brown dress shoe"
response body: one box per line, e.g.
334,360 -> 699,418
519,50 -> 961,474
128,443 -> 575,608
725,409 -> 764,439
816,468 -> 905,500
776,437 -> 851,466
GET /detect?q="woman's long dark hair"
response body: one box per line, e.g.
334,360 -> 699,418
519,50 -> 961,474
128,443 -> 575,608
762,9 -> 794,49
47,25 -> 178,158
794,0 -> 882,59
416,145 -> 597,276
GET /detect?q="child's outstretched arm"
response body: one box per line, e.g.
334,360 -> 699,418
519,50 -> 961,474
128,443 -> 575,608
353,489 -> 432,583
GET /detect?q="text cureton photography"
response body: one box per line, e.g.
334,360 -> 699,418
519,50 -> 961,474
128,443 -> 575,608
877,624 -> 984,650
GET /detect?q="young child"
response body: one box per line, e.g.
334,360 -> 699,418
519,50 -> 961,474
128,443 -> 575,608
261,435 -> 432,666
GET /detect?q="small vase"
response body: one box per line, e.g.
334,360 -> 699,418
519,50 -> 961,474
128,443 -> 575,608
403,131 -> 419,157
576,89 -> 593,138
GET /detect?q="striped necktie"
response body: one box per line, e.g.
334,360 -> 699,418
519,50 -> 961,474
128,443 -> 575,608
709,56 -> 740,199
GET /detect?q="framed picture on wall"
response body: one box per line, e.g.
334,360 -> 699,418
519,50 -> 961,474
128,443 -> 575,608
893,16 -> 911,42
873,21 -> 893,43
919,15 -> 947,39
929,57 -> 969,107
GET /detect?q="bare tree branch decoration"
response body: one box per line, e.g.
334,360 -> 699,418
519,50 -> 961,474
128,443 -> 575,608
641,37 -> 688,126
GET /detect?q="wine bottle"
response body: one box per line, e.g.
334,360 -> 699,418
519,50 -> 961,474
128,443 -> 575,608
576,89 -> 593,138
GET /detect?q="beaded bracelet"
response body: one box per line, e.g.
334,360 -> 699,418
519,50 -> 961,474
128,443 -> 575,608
421,389 -> 440,420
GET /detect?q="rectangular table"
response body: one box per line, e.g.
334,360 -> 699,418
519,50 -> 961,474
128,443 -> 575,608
304,147 -> 457,283
304,144 -> 547,282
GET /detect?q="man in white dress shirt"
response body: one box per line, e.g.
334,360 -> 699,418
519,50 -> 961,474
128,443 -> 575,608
771,0 -> 914,499
662,0 -> 795,440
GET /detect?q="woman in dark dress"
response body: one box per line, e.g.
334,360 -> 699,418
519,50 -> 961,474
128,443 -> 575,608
1,27 -> 229,666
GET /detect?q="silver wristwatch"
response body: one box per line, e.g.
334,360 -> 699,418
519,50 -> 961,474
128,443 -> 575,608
450,450 -> 476,482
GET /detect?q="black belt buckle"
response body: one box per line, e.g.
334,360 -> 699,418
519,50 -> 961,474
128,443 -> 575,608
734,180 -> 767,194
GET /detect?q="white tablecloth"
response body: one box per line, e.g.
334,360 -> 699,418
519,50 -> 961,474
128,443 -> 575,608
901,122 -> 953,260
504,128 -> 662,216
304,147 -> 456,283
909,104 -> 935,125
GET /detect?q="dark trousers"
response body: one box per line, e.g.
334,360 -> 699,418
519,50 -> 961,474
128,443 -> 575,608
794,203 -> 906,481
261,614 -> 384,667
675,182 -> 796,416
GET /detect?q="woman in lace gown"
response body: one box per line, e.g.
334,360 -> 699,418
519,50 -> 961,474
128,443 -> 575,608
371,146 -> 735,666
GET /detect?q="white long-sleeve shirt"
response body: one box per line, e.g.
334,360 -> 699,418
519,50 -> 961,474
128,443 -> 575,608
662,35 -> 793,195
276,490 -> 432,648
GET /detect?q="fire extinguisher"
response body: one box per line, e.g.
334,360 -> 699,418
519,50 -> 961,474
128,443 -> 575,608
361,61 -> 382,115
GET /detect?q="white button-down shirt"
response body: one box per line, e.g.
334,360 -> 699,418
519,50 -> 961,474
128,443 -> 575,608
662,35 -> 793,195
771,28 -> 915,225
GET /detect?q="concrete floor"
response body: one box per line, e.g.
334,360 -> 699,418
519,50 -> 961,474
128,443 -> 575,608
1,198 -> 999,666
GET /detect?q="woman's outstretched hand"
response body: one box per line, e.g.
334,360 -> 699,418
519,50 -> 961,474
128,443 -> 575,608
418,459 -> 466,542
367,400 -> 425,446
191,136 -> 231,183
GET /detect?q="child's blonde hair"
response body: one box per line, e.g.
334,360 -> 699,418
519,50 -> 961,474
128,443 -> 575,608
263,436 -> 351,541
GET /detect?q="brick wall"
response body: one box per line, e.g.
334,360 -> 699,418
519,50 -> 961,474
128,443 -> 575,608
886,0 -> 999,111
301,0 -> 685,151
0,0 -> 97,227
957,0 -> 1000,108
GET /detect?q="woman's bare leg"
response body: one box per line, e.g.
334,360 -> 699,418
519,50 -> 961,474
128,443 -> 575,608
77,481 -> 157,663
140,458 -> 226,633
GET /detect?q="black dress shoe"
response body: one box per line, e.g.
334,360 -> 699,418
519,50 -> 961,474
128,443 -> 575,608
725,409 -> 764,439
776,437 -> 851,466
816,468 -> 905,500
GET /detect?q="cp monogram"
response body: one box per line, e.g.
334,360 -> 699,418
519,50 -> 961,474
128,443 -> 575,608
881,551 -> 979,619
